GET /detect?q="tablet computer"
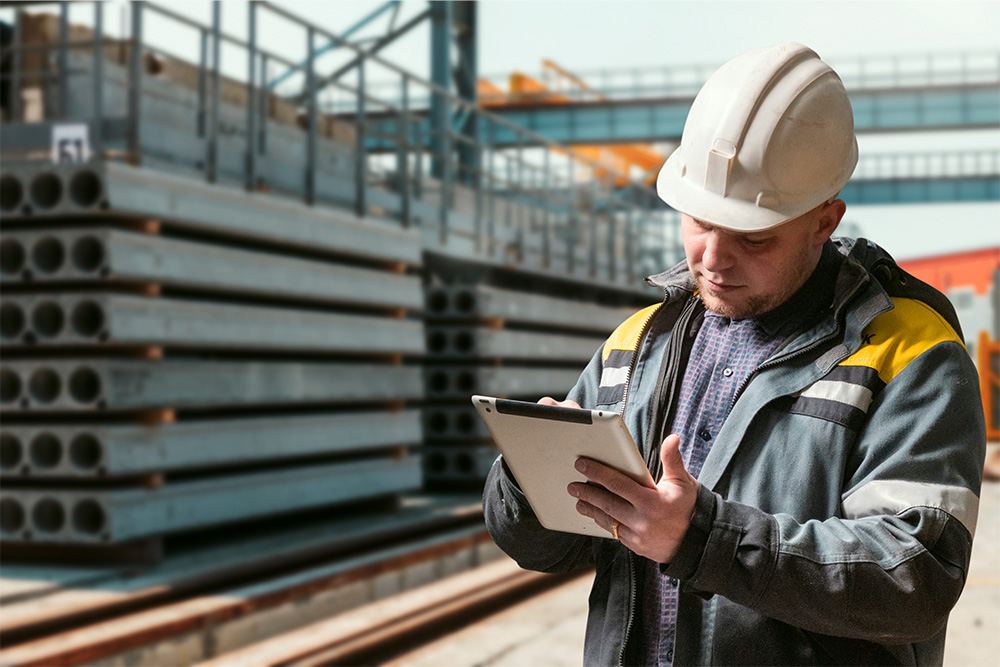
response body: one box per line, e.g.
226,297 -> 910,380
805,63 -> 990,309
472,395 -> 655,538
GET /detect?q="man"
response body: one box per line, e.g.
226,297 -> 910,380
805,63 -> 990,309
483,43 -> 986,665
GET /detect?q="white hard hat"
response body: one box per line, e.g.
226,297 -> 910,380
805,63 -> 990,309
657,43 -> 858,231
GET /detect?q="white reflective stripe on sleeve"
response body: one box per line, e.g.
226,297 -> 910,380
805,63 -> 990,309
600,366 -> 629,388
798,380 -> 874,412
843,480 -> 980,537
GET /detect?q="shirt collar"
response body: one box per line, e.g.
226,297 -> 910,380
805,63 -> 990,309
752,240 -> 842,336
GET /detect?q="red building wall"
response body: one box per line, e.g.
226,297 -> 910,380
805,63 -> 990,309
898,247 -> 1000,296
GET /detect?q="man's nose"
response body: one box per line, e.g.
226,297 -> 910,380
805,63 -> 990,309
702,232 -> 735,271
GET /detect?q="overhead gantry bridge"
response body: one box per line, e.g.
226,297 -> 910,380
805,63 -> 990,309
364,51 -> 1000,205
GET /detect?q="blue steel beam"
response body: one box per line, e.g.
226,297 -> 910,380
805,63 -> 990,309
841,176 -> 1000,204
267,1 -> 400,91
581,176 -> 1000,212
364,85 -> 1000,149
495,86 -> 1000,143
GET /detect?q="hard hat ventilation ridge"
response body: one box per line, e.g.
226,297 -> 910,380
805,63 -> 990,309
704,43 -> 818,197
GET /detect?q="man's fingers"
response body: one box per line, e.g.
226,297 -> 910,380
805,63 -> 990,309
574,499 -> 623,538
574,457 -> 648,503
568,480 -> 627,516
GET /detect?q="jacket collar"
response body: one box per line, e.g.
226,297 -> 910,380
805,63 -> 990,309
644,260 -> 696,299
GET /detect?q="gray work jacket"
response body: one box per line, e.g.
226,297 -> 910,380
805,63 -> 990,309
483,238 -> 986,666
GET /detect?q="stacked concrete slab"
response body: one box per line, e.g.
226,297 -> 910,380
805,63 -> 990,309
421,280 -> 648,487
0,161 -> 426,556
0,6 -> 669,563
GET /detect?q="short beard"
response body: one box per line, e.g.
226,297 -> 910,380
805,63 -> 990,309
694,277 -> 791,320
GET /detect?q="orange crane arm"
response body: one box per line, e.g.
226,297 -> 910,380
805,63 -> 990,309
478,64 -> 668,186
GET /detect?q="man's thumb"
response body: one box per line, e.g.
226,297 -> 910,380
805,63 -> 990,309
659,434 -> 686,481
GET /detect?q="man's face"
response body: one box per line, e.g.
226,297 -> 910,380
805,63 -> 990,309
681,205 -> 837,320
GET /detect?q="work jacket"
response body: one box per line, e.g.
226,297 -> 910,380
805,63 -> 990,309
483,238 -> 986,666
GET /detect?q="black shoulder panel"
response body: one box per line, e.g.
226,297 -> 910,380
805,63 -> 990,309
846,237 -> 964,341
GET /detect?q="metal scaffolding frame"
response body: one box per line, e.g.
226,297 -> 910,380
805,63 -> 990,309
0,0 -> 682,285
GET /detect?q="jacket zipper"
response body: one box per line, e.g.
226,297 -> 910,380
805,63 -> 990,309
619,300 -> 664,422
616,295 -> 663,667
619,551 -> 638,667
618,291 -> 698,667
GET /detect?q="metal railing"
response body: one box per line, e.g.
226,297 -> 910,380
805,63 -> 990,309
0,1 -> 681,282
342,50 -> 1000,111
478,50 -> 1000,103
854,150 -> 1000,180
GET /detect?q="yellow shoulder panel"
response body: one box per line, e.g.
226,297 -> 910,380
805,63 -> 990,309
602,304 -> 661,362
840,297 -> 963,384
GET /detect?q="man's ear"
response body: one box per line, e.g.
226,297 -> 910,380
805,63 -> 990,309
815,199 -> 847,243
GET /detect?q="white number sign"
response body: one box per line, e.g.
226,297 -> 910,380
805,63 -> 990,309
51,124 -> 91,164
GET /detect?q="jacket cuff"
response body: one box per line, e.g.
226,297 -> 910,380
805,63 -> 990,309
494,455 -> 542,525
660,483 -> 716,579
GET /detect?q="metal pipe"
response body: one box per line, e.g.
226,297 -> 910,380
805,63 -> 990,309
127,2 -> 144,165
487,120 -> 495,256
258,53 -> 268,154
397,74 -> 411,227
208,0 -> 221,182
504,155 -> 513,246
355,56 -> 366,217
474,119 -> 484,252
92,1 -> 104,160
58,2 -> 69,119
438,90 -> 450,242
306,26 -> 317,205
608,197 -> 617,282
589,178 -> 598,276
414,119 -> 423,200
295,4 -> 426,96
626,201 -> 635,283
197,28 -> 207,138
516,135 -> 524,254
268,0 -> 401,91
245,1 -> 257,192
10,9 -> 23,122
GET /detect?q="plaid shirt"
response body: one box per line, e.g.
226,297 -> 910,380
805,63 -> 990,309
640,243 -> 840,666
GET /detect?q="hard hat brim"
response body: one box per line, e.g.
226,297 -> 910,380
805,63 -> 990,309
657,148 -> 815,232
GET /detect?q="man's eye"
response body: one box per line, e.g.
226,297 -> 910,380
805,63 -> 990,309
742,238 -> 769,247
